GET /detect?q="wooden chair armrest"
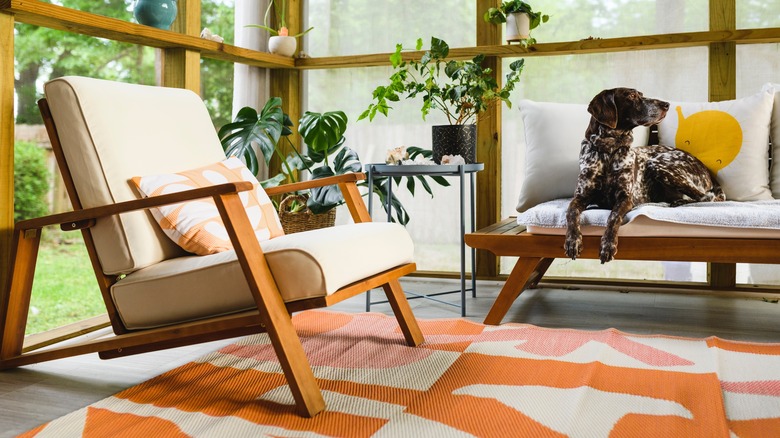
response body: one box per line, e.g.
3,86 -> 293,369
14,182 -> 255,232
264,173 -> 366,196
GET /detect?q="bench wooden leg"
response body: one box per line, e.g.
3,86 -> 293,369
484,257 -> 554,325
382,279 -> 424,347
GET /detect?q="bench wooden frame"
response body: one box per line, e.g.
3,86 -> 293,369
466,218 -> 780,325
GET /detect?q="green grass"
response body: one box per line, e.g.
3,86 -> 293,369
26,227 -> 105,334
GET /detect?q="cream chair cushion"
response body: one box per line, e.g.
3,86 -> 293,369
111,222 -> 414,329
44,77 -> 227,274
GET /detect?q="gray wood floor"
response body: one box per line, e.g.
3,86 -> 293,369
2,278 -> 779,436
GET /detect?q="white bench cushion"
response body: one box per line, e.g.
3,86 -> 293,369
518,198 -> 780,238
111,222 -> 414,329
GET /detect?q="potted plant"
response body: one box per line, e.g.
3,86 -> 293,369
483,1 -> 549,45
219,98 -> 450,225
219,98 -> 358,232
245,0 -> 314,57
359,37 -> 525,164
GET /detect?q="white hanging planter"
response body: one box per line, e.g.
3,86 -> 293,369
505,12 -> 531,43
268,35 -> 297,57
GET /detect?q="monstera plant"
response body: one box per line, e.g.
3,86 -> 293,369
220,97 -> 450,224
218,97 -> 359,213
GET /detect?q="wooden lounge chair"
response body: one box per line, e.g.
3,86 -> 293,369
0,76 -> 424,417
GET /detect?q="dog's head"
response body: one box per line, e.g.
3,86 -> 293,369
587,88 -> 670,131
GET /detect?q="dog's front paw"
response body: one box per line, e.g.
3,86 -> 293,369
599,241 -> 617,264
564,236 -> 582,260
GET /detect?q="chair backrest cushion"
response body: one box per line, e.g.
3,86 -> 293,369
44,76 -> 229,274
132,157 -> 285,255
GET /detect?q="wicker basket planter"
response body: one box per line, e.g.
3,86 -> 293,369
278,194 -> 336,234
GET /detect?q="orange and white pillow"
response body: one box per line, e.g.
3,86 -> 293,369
132,157 -> 284,255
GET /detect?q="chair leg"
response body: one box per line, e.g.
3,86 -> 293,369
382,279 -> 424,347
215,193 -> 325,417
1,228 -> 41,360
484,257 -> 549,325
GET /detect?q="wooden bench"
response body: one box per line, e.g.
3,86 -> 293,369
465,218 -> 780,325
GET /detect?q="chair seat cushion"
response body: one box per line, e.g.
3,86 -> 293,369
110,222 -> 414,330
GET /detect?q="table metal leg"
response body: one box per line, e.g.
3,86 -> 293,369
366,166 -> 374,312
470,171 -> 477,298
459,165 -> 466,317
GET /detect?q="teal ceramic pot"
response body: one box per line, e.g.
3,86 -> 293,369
134,0 -> 178,30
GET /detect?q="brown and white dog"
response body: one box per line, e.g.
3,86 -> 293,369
564,88 -> 725,263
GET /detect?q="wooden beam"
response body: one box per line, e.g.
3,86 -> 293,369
708,0 -> 737,285
710,262 -> 737,289
709,0 -> 736,101
295,27 -> 780,70
161,0 -> 200,92
269,0 -> 302,178
1,0 -> 294,69
0,13 -> 14,320
475,0 -> 502,279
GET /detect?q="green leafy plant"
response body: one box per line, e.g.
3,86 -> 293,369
359,37 -> 525,125
219,98 -> 450,224
245,0 -> 314,37
218,98 -> 358,214
483,1 -> 549,29
14,141 -> 50,221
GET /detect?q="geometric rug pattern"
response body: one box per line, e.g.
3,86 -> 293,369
21,310 -> 780,437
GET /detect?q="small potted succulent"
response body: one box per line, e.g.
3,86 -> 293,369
246,0 -> 314,57
484,1 -> 549,45
359,37 -> 525,164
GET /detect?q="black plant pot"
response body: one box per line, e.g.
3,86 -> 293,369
431,124 -> 476,164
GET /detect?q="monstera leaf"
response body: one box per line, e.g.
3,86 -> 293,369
218,97 -> 292,175
307,145 -> 362,214
299,110 -> 348,159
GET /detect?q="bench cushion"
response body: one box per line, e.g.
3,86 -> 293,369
517,198 -> 780,238
111,222 -> 414,329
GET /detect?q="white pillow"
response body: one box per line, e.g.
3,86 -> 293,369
657,90 -> 774,201
764,83 -> 780,198
515,100 -> 650,213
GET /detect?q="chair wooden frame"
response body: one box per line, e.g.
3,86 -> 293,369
466,218 -> 780,325
0,99 -> 424,417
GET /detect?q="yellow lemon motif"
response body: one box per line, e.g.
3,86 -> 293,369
674,106 -> 742,174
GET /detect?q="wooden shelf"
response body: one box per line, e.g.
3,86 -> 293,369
0,0 -> 295,69
296,27 -> 780,70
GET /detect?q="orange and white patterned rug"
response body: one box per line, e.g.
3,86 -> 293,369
21,310 -> 780,437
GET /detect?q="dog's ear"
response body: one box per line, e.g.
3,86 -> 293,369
588,89 -> 618,129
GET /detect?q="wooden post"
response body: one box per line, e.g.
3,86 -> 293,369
161,0 -> 201,92
709,0 -> 736,102
269,0 -> 302,178
708,0 -> 737,288
475,0 -> 502,279
0,13 -> 15,309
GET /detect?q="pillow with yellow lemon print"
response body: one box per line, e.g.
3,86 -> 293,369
657,90 -> 774,201
131,157 -> 284,256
